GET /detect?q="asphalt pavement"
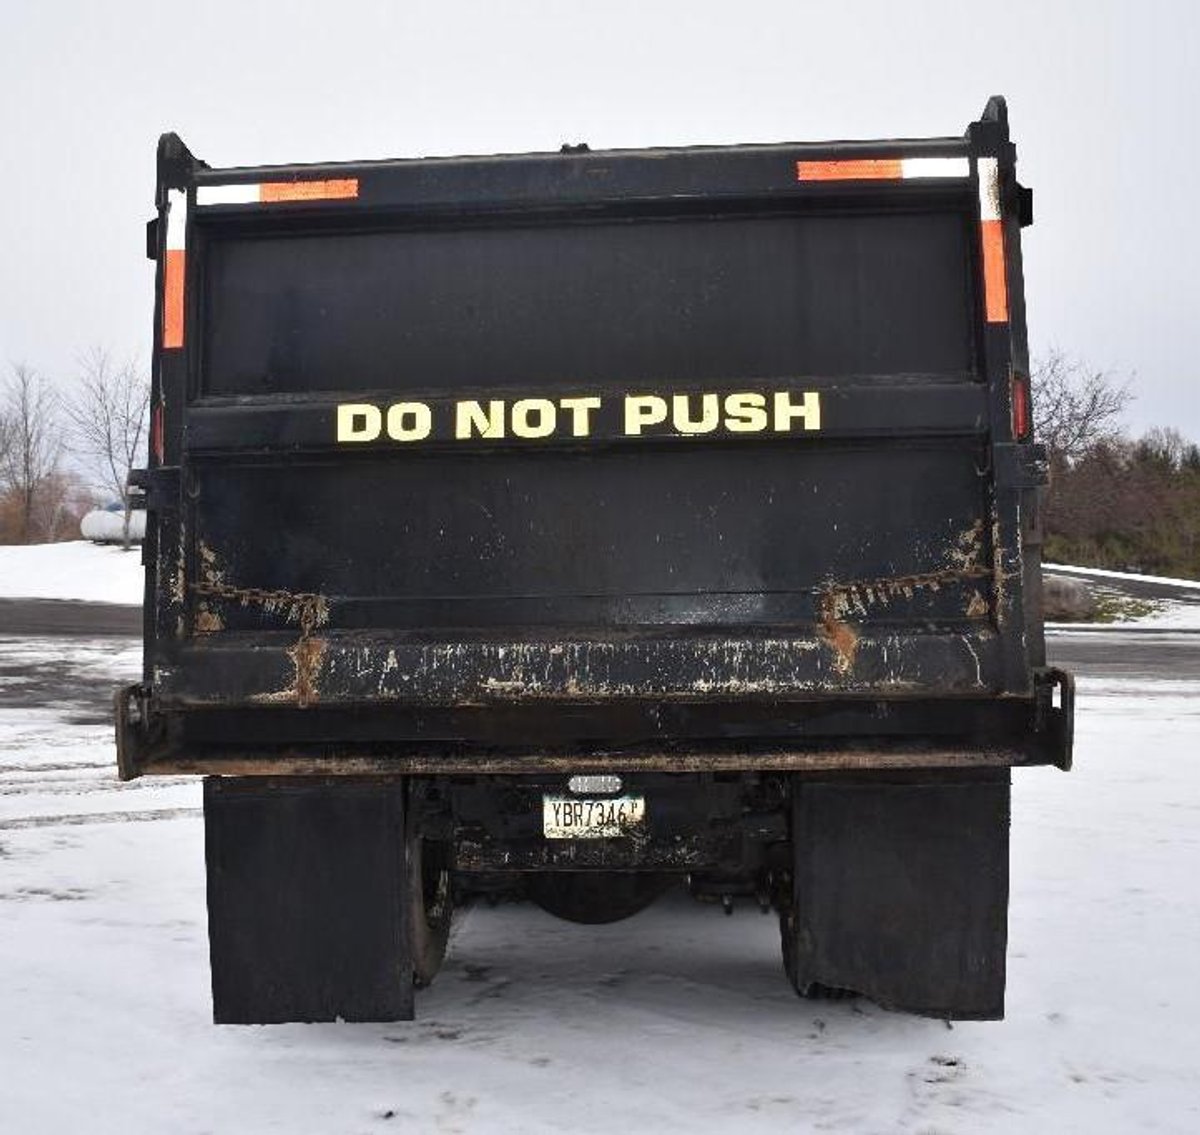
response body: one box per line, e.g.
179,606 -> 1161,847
0,598 -> 141,636
1045,628 -> 1200,681
1040,568 -> 1200,680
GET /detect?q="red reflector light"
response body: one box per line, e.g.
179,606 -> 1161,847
151,404 -> 164,464
1011,373 -> 1031,440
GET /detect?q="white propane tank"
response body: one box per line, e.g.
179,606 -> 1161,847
80,507 -> 147,543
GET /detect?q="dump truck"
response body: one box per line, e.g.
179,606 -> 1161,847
117,96 -> 1074,1024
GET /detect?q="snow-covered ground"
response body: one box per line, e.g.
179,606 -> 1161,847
1046,600 -> 1200,633
1,635 -> 1199,1133
1045,563 -> 1200,591
1057,607 -> 1200,631
0,541 -> 143,605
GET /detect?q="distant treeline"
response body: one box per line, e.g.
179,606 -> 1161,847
1043,430 -> 1200,580
1029,350 -> 1199,580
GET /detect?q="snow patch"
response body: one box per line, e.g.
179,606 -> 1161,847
0,541 -> 143,605
1045,562 -> 1200,590
1047,604 -> 1200,631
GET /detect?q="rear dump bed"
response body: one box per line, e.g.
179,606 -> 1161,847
119,98 -> 1073,1024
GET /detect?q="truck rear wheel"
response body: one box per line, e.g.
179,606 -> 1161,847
526,871 -> 673,924
409,834 -> 452,987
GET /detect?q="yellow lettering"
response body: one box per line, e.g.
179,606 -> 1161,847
455,399 -> 505,439
773,391 -> 822,432
723,392 -> 769,433
558,396 -> 602,437
672,393 -> 720,434
511,398 -> 557,439
342,390 -> 821,445
337,403 -> 382,443
624,395 -> 668,435
386,402 -> 432,442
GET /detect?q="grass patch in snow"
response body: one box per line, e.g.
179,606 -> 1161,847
1089,591 -> 1161,624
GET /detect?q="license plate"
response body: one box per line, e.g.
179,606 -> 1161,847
543,795 -> 646,839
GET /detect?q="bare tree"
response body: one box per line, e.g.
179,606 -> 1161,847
1,364 -> 63,543
65,348 -> 150,549
0,401 -> 11,480
34,469 -> 97,544
1031,349 -> 1133,464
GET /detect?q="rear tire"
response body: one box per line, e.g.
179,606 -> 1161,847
527,872 -> 673,924
409,835 -> 452,987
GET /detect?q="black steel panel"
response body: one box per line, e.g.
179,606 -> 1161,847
200,211 -> 974,397
171,695 -> 1041,749
162,628 -> 1004,707
191,441 -> 990,631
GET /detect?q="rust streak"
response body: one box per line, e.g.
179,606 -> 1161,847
820,595 -> 860,675
817,520 -> 991,673
193,606 -> 224,635
190,567 -> 330,706
288,635 -> 326,708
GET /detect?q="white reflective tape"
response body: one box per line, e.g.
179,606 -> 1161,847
164,189 -> 187,250
900,157 -> 970,180
977,157 -> 1002,221
195,183 -> 261,206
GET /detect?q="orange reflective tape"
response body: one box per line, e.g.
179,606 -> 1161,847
796,158 -> 904,182
162,249 -> 186,349
259,178 -> 359,203
980,219 -> 1009,323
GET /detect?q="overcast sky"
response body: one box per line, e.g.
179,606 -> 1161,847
1,0 -> 1196,437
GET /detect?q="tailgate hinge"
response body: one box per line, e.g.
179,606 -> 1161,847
128,466 -> 181,514
1033,667 -> 1075,771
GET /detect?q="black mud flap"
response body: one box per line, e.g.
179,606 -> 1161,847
786,772 -> 1010,1020
204,777 -> 413,1024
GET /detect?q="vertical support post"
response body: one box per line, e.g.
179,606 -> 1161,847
204,776 -> 413,1024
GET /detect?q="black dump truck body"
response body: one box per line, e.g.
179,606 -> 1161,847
119,98 -> 1073,1024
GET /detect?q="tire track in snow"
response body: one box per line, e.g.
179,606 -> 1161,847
0,806 -> 200,831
